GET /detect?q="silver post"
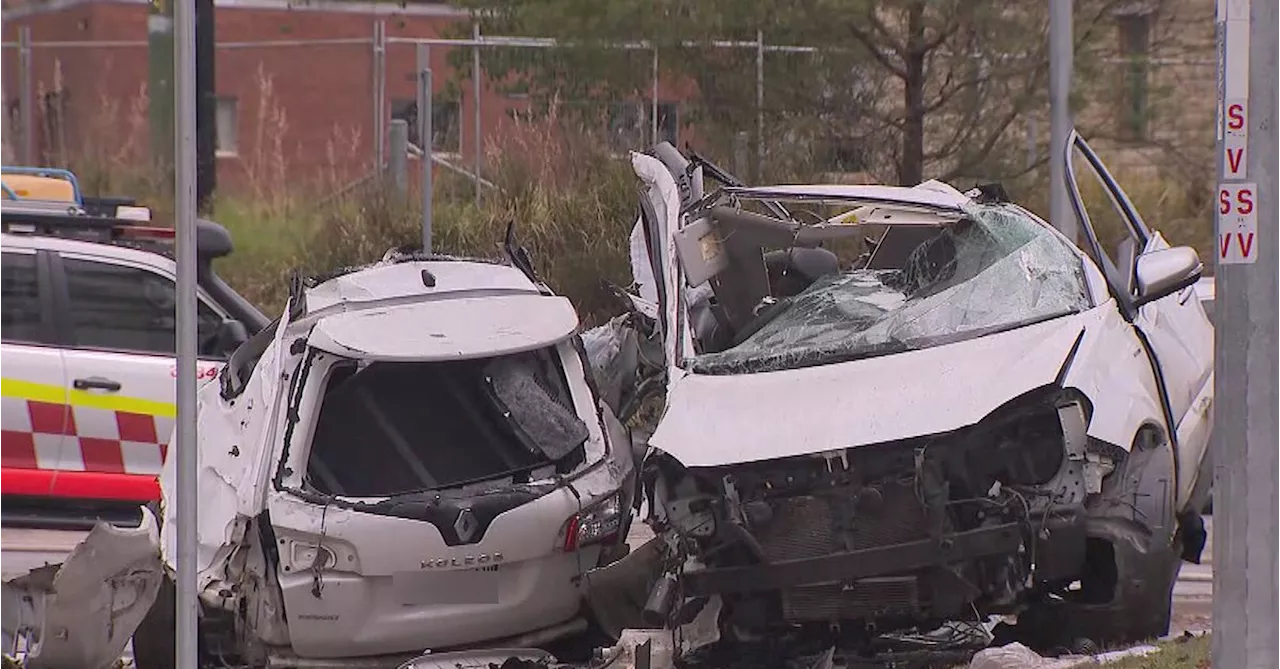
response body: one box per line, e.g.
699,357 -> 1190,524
651,47 -> 659,145
389,118 -> 408,200
472,22 -> 482,206
1212,0 -> 1278,665
373,20 -> 387,174
417,43 -> 433,254
173,0 -> 200,663
756,29 -> 764,181
19,26 -> 34,164
1048,0 -> 1077,243
0,17 -> 8,163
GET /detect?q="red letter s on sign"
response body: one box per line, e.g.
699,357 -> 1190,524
1236,188 -> 1255,215
1227,103 -> 1245,131
1220,188 -> 1232,215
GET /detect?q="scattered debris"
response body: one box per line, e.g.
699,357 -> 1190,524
1094,645 -> 1161,664
969,643 -> 1097,669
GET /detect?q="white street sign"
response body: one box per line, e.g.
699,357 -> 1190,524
1218,182 -> 1257,264
1224,98 -> 1248,178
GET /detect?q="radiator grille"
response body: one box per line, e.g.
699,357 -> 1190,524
748,478 -> 933,621
782,576 -> 920,621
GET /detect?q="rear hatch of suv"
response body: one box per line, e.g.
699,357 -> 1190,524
182,264 -> 636,660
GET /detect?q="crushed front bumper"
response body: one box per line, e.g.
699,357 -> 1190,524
680,523 -> 1023,599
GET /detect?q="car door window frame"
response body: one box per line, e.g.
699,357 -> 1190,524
1,247 -> 60,347
50,251 -> 233,360
1064,132 -> 1152,321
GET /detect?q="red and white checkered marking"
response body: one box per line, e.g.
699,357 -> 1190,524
1,399 -> 169,476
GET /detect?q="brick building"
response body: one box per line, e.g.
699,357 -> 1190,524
1,0 -> 688,194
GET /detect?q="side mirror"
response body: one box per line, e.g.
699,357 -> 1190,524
1134,246 -> 1203,307
216,318 -> 251,354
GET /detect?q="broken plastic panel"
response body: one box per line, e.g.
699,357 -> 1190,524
690,204 -> 1093,375
304,347 -> 589,498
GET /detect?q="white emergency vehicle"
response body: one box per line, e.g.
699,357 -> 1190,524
1,169 -> 268,526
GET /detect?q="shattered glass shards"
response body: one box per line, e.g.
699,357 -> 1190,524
487,354 -> 591,461
690,205 -> 1092,375
581,314 -> 642,411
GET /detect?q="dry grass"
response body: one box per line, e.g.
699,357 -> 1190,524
26,65 -> 1216,323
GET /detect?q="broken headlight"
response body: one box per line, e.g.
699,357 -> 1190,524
560,491 -> 623,551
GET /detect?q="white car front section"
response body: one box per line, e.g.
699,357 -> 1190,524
624,141 -> 1210,654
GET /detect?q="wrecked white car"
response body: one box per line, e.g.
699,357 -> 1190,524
9,239 -> 644,669
624,136 -> 1214,655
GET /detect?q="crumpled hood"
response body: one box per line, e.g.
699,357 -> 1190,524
649,313 -> 1089,468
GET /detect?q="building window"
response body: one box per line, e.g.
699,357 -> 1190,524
607,102 -> 644,152
1117,12 -> 1151,141
215,96 -> 238,156
433,100 -> 461,154
653,101 -> 679,146
391,98 -> 461,154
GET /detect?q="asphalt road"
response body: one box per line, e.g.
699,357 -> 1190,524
1171,516 -> 1214,635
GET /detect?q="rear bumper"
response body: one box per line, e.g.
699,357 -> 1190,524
280,544 -> 608,657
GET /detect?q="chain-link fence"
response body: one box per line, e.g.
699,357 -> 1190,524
2,17 -> 1217,201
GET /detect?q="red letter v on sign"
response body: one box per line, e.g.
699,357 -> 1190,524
1227,148 -> 1245,174
1221,234 -> 1234,258
1237,232 -> 1255,258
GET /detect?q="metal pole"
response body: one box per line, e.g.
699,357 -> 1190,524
651,47 -> 659,145
417,44 -> 433,253
472,22 -> 482,206
389,118 -> 408,200
149,0 -> 175,175
18,26 -> 34,164
173,0 -> 200,663
0,17 -> 8,163
1212,0 -> 1279,665
755,29 -> 764,181
1048,0 -> 1077,243
373,20 -> 386,174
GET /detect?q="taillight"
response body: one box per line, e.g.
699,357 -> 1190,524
115,225 -> 175,240
561,491 -> 623,552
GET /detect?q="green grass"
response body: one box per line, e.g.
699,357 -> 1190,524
1103,634 -> 1211,669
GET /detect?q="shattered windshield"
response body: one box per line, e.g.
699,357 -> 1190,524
689,205 -> 1092,375
305,347 -> 589,497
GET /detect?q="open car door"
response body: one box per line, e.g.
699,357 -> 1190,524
1065,132 -> 1214,511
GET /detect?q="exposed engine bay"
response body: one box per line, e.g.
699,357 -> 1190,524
638,390 -> 1128,649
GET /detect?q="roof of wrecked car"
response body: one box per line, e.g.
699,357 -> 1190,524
723,180 -> 972,212
308,292 -> 580,362
304,259 -> 543,313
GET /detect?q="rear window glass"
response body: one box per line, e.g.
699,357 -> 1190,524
305,347 -> 589,497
